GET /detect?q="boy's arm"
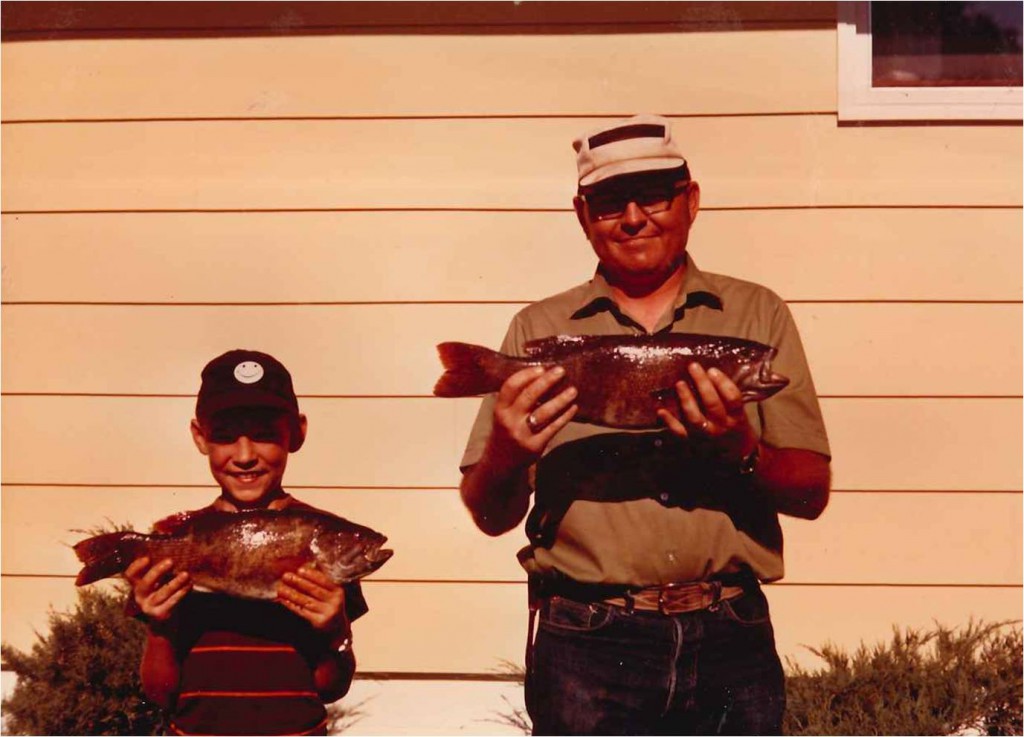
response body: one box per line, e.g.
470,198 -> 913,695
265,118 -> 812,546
125,556 -> 192,709
278,567 -> 358,702
311,644 -> 357,703
140,625 -> 184,709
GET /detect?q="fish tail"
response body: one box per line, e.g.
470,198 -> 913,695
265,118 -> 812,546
434,342 -> 513,397
73,531 -> 142,586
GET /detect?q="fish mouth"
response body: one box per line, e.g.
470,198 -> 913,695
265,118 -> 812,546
335,542 -> 394,583
736,358 -> 790,402
749,362 -> 790,398
364,541 -> 394,569
356,548 -> 393,579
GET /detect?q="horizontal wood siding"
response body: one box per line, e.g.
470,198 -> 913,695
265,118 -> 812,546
2,303 -> 1021,396
2,27 -> 836,118
4,118 -> 1021,210
2,210 -> 1021,303
3,397 -> 1021,491
2,576 -> 1018,673
2,1 -> 1020,683
3,487 -> 1020,585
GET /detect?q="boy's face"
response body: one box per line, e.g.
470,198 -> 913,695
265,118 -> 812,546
190,407 -> 307,508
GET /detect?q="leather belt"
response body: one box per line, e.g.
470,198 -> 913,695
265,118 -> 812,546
535,572 -> 753,616
602,580 -> 745,615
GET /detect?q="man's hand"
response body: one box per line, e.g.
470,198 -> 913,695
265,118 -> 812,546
658,362 -> 831,519
459,365 -> 578,537
277,567 -> 350,644
125,556 -> 192,624
657,363 -> 758,461
485,365 -> 579,474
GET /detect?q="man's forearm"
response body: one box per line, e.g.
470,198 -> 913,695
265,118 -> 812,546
752,445 -> 831,520
460,454 -> 532,536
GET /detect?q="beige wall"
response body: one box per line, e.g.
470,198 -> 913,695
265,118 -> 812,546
2,1 -> 1021,679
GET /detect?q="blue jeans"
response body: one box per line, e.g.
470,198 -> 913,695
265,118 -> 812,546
526,588 -> 785,735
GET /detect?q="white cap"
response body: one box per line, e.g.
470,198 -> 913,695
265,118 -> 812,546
573,114 -> 688,187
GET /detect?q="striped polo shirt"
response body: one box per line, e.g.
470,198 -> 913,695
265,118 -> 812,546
168,587 -> 366,736
461,255 -> 831,587
143,497 -> 369,735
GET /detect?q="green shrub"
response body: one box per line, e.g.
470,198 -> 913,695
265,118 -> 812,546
1,584 -> 169,736
783,620 -> 1023,735
2,585 -> 364,736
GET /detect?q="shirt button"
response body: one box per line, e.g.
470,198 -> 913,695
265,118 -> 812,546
653,438 -> 663,448
659,492 -> 670,503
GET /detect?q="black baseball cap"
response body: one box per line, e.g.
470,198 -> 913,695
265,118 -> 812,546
195,349 -> 304,447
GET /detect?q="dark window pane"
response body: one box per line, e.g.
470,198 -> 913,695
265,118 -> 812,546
872,1 -> 1023,87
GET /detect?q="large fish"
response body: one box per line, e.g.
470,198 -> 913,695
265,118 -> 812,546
73,507 -> 393,600
434,333 -> 789,429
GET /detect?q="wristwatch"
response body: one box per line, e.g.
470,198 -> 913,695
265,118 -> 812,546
738,445 -> 760,476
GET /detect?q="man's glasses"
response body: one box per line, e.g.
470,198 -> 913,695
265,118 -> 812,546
583,181 -> 690,221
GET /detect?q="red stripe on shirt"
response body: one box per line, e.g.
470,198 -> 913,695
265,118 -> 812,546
178,690 -> 318,699
190,645 -> 295,653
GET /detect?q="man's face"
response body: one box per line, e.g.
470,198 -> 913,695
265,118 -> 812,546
190,407 -> 306,508
574,171 -> 701,291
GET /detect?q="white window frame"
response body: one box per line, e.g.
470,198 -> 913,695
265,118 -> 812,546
838,1 -> 1023,121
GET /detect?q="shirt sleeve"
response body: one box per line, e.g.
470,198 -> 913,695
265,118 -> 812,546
342,582 -> 369,623
757,295 -> 832,457
458,314 -> 527,470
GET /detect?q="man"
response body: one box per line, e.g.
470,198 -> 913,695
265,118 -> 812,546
459,115 -> 831,735
125,349 -> 368,736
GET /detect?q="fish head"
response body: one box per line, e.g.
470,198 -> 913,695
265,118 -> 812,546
314,520 -> 394,584
735,348 -> 790,402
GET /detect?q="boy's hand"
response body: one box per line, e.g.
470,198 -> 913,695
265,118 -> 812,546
278,567 -> 351,644
125,556 -> 192,624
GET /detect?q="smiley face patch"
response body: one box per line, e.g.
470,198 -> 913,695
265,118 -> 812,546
233,361 -> 265,384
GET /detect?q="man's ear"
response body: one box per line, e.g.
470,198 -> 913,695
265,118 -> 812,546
289,413 -> 308,452
686,180 -> 701,224
573,195 -> 591,236
190,419 -> 211,456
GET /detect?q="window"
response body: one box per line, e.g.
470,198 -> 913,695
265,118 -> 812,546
838,1 -> 1023,121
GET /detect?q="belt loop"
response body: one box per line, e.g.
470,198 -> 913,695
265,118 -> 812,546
623,589 -> 636,615
707,580 -> 723,611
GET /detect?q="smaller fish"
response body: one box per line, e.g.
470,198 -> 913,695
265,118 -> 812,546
434,333 -> 789,429
73,507 -> 393,600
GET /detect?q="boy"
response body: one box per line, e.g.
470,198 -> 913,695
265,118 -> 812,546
125,349 -> 367,736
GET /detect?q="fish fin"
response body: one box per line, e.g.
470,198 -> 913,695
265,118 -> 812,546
433,342 -> 510,397
151,506 -> 218,535
72,531 -> 140,586
278,555 -> 314,575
